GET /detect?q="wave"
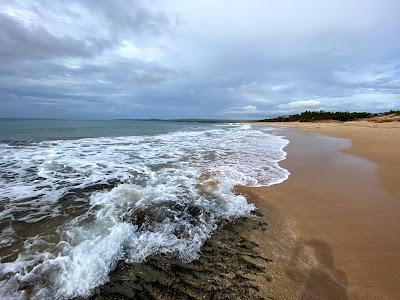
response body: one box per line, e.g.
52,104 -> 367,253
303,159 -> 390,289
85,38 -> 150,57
0,124 -> 289,299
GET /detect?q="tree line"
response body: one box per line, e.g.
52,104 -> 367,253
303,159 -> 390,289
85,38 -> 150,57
259,110 -> 400,122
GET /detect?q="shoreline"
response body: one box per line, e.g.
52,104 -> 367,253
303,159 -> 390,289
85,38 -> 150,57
92,215 -> 277,299
261,120 -> 400,199
88,122 -> 400,299
241,122 -> 400,298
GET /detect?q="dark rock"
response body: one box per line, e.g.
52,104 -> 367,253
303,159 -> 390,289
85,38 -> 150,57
90,216 -> 273,300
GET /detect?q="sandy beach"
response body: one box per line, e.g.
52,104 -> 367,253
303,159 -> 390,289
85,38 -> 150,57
94,121 -> 400,300
5,120 -> 398,299
266,120 -> 400,199
238,121 -> 400,299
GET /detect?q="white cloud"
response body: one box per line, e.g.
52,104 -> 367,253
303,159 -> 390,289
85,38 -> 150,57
221,105 -> 262,116
227,82 -> 292,103
116,40 -> 162,62
276,99 -> 322,109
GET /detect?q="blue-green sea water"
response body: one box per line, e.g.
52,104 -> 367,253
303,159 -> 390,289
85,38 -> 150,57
0,119 -> 225,142
0,118 -> 289,299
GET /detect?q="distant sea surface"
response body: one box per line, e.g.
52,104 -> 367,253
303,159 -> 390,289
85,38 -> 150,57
0,118 -> 230,142
0,119 -> 289,299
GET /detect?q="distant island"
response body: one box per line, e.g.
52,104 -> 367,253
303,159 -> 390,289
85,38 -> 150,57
259,110 -> 400,123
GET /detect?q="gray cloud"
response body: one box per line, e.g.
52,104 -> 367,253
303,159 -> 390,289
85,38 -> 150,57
0,0 -> 399,119
0,13 -> 107,61
79,0 -> 176,36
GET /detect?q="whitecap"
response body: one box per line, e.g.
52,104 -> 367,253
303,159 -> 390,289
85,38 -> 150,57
0,124 -> 289,299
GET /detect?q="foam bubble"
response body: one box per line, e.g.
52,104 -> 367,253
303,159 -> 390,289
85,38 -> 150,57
0,124 -> 289,299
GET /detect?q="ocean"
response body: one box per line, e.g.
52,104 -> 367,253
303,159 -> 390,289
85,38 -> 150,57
0,119 -> 289,299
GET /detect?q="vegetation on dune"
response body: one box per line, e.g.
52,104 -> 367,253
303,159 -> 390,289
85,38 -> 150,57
259,110 -> 400,122
389,110 -> 400,116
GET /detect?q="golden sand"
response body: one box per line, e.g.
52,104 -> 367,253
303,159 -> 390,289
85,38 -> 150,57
240,122 -> 400,299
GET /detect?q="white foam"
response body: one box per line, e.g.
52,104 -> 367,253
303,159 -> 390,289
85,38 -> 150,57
0,124 -> 289,299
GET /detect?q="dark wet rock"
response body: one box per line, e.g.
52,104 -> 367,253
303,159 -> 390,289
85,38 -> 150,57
186,205 -> 202,218
90,216 -> 272,300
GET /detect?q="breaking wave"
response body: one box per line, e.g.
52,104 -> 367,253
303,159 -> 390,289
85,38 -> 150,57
0,124 -> 289,299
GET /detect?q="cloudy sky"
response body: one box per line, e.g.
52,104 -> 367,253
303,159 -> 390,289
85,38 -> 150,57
1,0 -> 399,119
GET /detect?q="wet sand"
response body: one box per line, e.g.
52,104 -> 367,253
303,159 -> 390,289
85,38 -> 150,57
239,123 -> 400,299
265,121 -> 400,199
92,122 -> 400,300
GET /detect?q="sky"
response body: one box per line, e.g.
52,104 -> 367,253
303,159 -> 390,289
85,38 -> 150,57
0,0 -> 399,119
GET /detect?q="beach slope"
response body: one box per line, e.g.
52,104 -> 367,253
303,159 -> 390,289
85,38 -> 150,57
241,122 -> 400,298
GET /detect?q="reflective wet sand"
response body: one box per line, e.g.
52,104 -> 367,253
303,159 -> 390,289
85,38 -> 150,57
239,126 -> 400,299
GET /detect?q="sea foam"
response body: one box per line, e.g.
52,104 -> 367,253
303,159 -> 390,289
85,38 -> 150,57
0,124 -> 289,299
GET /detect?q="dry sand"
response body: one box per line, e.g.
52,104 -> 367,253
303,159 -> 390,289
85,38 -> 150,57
238,121 -> 400,299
